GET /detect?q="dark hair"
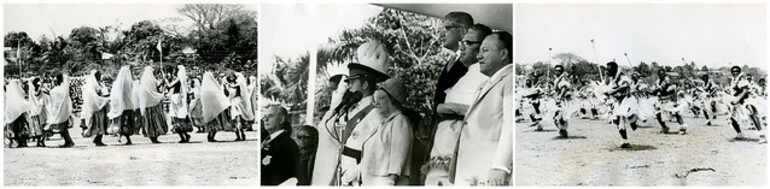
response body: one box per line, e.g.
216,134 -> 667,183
32,78 -> 41,88
55,73 -> 64,86
731,66 -> 742,72
445,12 -> 474,29
492,31 -> 513,62
469,24 -> 492,38
297,125 -> 319,149
554,65 -> 564,70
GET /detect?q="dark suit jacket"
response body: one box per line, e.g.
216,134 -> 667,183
296,151 -> 316,186
261,131 -> 300,186
432,59 -> 468,109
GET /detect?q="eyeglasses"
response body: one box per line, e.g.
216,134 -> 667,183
444,25 -> 461,30
297,135 -> 312,140
460,40 -> 481,47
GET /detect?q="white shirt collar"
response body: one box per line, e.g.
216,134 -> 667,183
488,64 -> 512,83
357,95 -> 373,108
268,129 -> 285,143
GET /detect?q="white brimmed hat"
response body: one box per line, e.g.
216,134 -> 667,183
348,39 -> 391,81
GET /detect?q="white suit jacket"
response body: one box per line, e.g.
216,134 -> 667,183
454,65 -> 513,185
312,96 -> 378,185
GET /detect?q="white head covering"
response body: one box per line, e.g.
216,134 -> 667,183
5,80 -> 31,124
236,72 -> 255,121
192,78 -> 202,98
81,70 -> 110,119
137,66 -> 165,115
107,66 -> 134,119
201,71 -> 231,123
27,77 -> 46,116
131,80 -> 142,110
177,65 -> 189,97
170,65 -> 190,119
46,74 -> 73,124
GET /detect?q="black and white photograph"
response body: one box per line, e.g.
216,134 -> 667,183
258,3 -> 512,186
3,3 -> 259,185
515,4 -> 767,186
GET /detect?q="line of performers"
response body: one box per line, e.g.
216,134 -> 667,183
5,64 -> 258,148
518,62 -> 767,148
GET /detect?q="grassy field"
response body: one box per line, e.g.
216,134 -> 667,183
4,126 -> 258,186
516,108 -> 766,186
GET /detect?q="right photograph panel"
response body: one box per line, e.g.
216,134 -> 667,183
515,3 -> 767,186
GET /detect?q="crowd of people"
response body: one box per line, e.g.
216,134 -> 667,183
517,61 -> 767,148
261,11 -> 513,186
4,64 -> 259,148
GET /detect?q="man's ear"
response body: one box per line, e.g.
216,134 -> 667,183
500,48 -> 510,63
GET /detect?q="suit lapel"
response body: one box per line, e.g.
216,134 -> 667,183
465,66 -> 512,116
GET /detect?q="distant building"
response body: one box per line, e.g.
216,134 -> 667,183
4,47 -> 19,64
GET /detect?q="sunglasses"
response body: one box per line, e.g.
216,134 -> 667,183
297,135 -> 312,139
460,40 -> 482,47
444,25 -> 461,30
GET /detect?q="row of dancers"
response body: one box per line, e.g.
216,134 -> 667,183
517,63 -> 767,148
5,64 -> 258,148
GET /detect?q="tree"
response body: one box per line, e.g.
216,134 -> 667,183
261,54 -> 309,111
552,53 -> 585,66
181,4 -> 258,65
177,4 -> 255,32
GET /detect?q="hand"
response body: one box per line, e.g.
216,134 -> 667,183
387,174 -> 398,185
487,169 -> 509,186
341,165 -> 360,185
436,103 -> 455,116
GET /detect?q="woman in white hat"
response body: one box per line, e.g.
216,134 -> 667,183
137,66 -> 169,143
107,66 -> 137,145
167,65 -> 192,143
5,79 -> 32,147
359,78 -> 413,186
201,71 -> 233,142
27,77 -> 50,147
189,77 -> 205,132
81,70 -> 111,146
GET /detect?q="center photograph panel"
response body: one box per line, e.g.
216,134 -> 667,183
258,3 -> 513,186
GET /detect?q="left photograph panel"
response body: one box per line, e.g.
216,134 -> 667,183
3,4 -> 259,186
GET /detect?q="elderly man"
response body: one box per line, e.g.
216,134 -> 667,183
425,23 -> 491,186
426,12 -> 475,158
261,105 -> 300,186
313,40 -> 391,186
451,31 -> 513,186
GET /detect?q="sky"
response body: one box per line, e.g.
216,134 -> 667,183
259,4 -> 382,74
4,4 -> 259,41
515,4 -> 766,68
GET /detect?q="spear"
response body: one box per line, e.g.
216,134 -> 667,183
547,47 -> 552,79
591,39 -> 604,81
624,53 -> 634,68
